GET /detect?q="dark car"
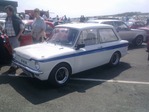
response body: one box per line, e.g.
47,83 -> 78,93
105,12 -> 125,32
0,32 -> 12,65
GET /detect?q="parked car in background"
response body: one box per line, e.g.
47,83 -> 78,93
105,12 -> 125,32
126,20 -> 146,29
125,20 -> 149,51
138,26 -> 149,51
20,20 -> 54,46
12,23 -> 128,87
87,19 -> 146,46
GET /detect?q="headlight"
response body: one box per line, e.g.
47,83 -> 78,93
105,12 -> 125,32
35,61 -> 40,70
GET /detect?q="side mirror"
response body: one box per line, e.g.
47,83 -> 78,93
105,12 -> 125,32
75,43 -> 85,50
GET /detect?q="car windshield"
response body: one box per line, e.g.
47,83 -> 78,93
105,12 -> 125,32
48,27 -> 79,47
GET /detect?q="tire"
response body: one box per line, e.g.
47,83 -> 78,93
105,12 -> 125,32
134,36 -> 143,46
109,52 -> 120,66
48,63 -> 71,87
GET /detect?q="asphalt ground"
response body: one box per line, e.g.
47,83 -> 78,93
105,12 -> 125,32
0,44 -> 149,112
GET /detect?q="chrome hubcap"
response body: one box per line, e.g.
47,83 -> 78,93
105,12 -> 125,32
55,67 -> 69,84
112,53 -> 119,65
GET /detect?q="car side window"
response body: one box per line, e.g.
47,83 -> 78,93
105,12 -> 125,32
99,28 -> 118,43
114,21 -> 128,31
77,29 -> 98,46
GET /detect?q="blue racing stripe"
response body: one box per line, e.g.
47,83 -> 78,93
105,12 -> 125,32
34,43 -> 128,62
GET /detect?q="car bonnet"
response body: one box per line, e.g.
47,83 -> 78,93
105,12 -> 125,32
14,43 -> 74,60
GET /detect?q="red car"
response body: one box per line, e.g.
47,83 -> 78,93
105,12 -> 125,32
20,20 -> 54,46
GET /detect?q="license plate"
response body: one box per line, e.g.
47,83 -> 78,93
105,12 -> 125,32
20,59 -> 28,65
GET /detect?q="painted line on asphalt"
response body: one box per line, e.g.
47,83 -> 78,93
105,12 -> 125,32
1,73 -> 149,85
71,78 -> 149,85
8,74 -> 24,77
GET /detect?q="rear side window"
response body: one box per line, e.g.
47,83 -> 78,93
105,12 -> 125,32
99,28 -> 118,43
78,28 -> 99,46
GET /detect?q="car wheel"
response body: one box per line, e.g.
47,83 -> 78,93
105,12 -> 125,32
134,36 -> 143,46
48,63 -> 71,87
109,52 -> 120,66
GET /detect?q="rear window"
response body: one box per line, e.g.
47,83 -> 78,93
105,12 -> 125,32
99,28 -> 118,43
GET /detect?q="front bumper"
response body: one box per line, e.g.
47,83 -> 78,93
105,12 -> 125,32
12,60 -> 43,75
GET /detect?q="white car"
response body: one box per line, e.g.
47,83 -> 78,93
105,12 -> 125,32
12,23 -> 128,87
87,19 -> 146,46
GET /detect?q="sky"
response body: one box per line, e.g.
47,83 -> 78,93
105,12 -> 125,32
9,0 -> 149,18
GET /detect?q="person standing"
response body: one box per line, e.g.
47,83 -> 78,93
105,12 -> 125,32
4,5 -> 24,73
54,15 -> 59,26
31,8 -> 46,43
80,15 -> 85,23
5,5 -> 24,49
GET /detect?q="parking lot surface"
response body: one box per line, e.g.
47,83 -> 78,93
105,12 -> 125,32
0,44 -> 149,112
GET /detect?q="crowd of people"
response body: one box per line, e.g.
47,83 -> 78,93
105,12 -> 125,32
18,11 -> 72,26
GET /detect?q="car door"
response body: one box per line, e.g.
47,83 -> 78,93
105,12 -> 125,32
113,21 -> 134,42
74,28 -> 102,72
98,28 -> 120,64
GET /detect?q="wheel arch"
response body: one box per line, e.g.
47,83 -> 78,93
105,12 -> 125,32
49,62 -> 72,76
135,35 -> 144,41
108,51 -> 121,66
114,51 -> 121,58
136,34 -> 144,38
133,35 -> 144,46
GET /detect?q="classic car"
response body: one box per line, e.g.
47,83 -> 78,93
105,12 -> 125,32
20,20 -> 54,46
12,23 -> 128,87
87,19 -> 146,46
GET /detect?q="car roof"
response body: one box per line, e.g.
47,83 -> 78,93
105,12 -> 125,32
87,19 -> 122,23
55,23 -> 114,29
